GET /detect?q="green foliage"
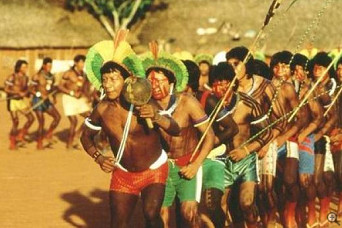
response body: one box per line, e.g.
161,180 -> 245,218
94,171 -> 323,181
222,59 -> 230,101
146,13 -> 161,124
66,0 -> 153,28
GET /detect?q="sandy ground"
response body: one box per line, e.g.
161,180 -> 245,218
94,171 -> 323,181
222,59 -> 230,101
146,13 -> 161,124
0,94 -> 341,228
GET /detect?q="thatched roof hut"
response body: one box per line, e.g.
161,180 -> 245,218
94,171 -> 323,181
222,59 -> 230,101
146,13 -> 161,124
0,0 -> 112,83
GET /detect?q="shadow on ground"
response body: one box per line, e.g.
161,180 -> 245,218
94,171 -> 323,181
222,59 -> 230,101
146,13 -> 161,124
61,189 -> 149,228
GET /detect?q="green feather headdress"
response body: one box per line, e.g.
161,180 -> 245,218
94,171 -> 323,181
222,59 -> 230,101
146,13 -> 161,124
141,42 -> 189,92
194,53 -> 213,65
85,30 -> 145,90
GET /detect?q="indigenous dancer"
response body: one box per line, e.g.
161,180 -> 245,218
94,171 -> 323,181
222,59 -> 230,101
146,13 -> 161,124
211,62 -> 272,228
225,47 -> 280,227
81,35 -> 180,228
269,51 -> 308,228
58,55 -> 92,149
30,57 -> 61,149
194,54 -> 213,92
4,60 -> 35,150
143,47 -> 215,228
184,59 -> 239,228
309,52 -> 338,226
290,53 -> 324,227
331,56 -> 342,218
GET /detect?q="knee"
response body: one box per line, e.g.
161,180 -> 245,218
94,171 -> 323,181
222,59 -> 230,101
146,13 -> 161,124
204,189 -> 222,212
240,192 -> 254,210
55,113 -> 61,123
27,114 -> 35,124
12,118 -> 19,127
181,204 -> 198,222
144,207 -> 160,222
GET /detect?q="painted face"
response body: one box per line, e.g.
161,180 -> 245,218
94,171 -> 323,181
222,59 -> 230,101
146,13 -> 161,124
212,79 -> 233,103
293,65 -> 307,82
199,62 -> 210,76
227,58 -> 246,80
19,63 -> 28,75
102,70 -> 124,100
337,64 -> 342,83
43,63 -> 52,73
273,62 -> 290,80
313,64 -> 329,82
147,70 -> 170,100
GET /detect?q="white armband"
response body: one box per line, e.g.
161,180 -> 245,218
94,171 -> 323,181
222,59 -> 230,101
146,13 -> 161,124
85,117 -> 102,131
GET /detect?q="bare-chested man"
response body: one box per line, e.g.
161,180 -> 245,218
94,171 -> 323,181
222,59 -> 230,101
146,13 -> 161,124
183,60 -> 239,228
4,60 -> 35,150
58,55 -> 92,149
308,52 -> 338,226
211,62 -> 272,228
269,51 -> 307,228
81,60 -> 180,228
30,57 -> 61,149
331,56 -> 342,217
290,53 -> 324,227
144,59 -> 215,227
225,47 -> 283,227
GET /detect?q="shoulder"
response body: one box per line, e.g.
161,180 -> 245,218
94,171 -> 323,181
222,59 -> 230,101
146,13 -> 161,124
180,92 -> 202,107
282,82 -> 296,94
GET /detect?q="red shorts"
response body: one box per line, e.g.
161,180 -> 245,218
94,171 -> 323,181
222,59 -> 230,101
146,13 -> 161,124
110,162 -> 168,195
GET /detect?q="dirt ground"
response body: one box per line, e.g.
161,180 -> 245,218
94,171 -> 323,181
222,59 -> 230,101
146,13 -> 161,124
0,94 -> 341,228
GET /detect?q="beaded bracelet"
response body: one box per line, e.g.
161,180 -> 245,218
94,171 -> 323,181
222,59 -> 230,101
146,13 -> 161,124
92,151 -> 102,162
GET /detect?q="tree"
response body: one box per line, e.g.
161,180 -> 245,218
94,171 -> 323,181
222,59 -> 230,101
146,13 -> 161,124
66,0 -> 154,37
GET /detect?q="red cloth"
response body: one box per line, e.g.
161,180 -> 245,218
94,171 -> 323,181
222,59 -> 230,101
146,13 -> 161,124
110,162 -> 168,195
172,152 -> 199,167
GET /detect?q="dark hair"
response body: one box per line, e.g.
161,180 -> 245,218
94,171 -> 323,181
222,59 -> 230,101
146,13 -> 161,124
43,57 -> 53,65
308,52 -> 336,80
74,54 -> 86,63
270,50 -> 293,72
199,60 -> 211,67
146,67 -> 176,84
290,53 -> 308,73
100,61 -> 130,79
211,62 -> 238,91
225,46 -> 254,78
182,60 -> 200,92
253,59 -> 271,80
14,60 -> 28,73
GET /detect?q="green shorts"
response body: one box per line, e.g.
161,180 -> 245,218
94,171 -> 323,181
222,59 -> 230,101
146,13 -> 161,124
162,160 -> 203,207
224,152 -> 258,188
202,158 -> 225,192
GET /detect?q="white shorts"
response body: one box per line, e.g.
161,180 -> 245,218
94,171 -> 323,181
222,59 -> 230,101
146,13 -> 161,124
258,140 -> 278,177
62,94 -> 91,116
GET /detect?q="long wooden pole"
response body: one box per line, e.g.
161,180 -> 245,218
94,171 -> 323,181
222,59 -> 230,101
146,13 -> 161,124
189,0 -> 283,162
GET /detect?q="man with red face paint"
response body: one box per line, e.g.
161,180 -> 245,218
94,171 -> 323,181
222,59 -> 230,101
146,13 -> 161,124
211,62 -> 272,228
81,61 -> 180,228
184,59 -> 239,228
146,65 -> 215,228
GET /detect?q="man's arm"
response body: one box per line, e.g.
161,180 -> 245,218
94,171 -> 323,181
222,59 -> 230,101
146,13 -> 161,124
315,105 -> 338,141
205,95 -> 239,145
58,71 -> 74,96
276,83 -> 308,145
4,75 -> 21,97
80,103 -> 115,173
298,96 -> 324,143
139,102 -> 180,136
180,94 -> 214,179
